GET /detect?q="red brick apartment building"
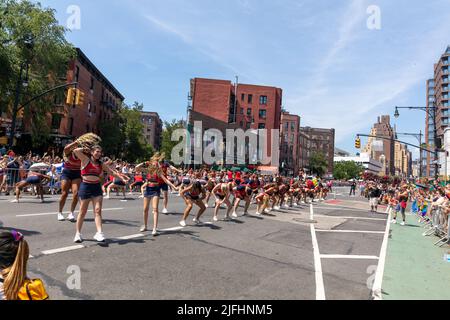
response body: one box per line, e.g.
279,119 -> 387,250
188,78 -> 282,168
1,48 -> 125,149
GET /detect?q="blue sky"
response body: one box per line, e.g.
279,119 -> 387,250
35,0 -> 450,159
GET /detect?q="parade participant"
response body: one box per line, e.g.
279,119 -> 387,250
0,230 -> 49,300
203,174 -> 216,208
12,169 -> 51,203
212,181 -> 233,221
231,180 -> 250,218
58,141 -> 82,222
135,156 -> 178,236
128,170 -> 145,194
0,156 -> 7,195
72,142 -> 129,243
391,184 -> 409,225
255,183 -> 277,215
106,164 -> 127,200
156,154 -> 182,214
180,181 -> 206,226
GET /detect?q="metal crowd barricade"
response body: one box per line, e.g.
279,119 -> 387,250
2,167 -> 61,195
420,202 -> 450,247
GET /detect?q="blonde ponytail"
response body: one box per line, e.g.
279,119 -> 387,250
2,240 -> 29,300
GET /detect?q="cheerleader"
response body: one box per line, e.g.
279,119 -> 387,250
135,157 -> 178,236
180,181 -> 206,227
157,154 -> 182,214
212,181 -> 233,221
231,180 -> 251,218
72,144 -> 129,243
58,141 -> 82,222
128,169 -> 145,194
106,164 -> 127,200
255,183 -> 277,215
12,169 -> 51,203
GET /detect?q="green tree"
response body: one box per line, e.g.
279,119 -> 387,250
0,0 -> 76,147
160,119 -> 185,162
333,161 -> 365,180
309,152 -> 328,177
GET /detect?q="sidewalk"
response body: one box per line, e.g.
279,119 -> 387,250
382,214 -> 450,300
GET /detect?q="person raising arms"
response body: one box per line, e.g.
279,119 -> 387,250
72,144 -> 129,243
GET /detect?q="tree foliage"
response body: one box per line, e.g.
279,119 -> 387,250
99,101 -> 154,163
160,119 -> 185,162
308,151 -> 328,177
0,0 -> 76,146
333,161 -> 365,180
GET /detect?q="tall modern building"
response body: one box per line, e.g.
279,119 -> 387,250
424,46 -> 450,178
280,112 -> 300,176
188,78 -> 282,169
425,78 -> 436,178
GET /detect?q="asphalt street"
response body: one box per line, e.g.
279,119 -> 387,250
0,187 -> 389,300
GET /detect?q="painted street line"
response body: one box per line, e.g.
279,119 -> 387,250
42,245 -> 85,255
115,233 -> 145,240
315,230 -> 385,234
310,223 -> 326,300
160,226 -> 185,232
371,212 -> 391,300
320,254 -> 379,260
315,215 -> 386,221
16,207 -> 124,217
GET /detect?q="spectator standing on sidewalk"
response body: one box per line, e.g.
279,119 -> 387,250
369,183 -> 382,213
349,180 -> 356,196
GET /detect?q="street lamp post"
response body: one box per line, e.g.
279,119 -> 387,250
394,106 -> 438,180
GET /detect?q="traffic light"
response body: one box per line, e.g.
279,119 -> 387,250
75,89 -> 85,106
355,137 -> 361,149
66,88 -> 76,105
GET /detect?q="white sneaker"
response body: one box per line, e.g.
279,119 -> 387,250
162,208 -> 169,214
10,199 -> 18,203
152,229 -> 159,236
294,203 -> 298,206
105,196 -> 110,199
67,213 -> 76,222
74,233 -> 83,243
103,192 -> 107,196
57,213 -> 65,221
400,222 -> 406,226
284,204 -> 290,209
391,219 -> 397,224
213,216 -> 219,222
274,206 -> 281,211
179,220 -> 187,227
140,225 -> 148,232
192,217 -> 198,223
139,195 -> 144,199
205,203 -> 209,208
232,212 -> 238,218
301,201 -> 306,204
264,209 -> 271,214
255,211 -> 261,216
93,232 -> 106,242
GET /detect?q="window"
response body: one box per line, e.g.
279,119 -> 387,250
285,122 -> 288,131
75,66 -> 80,82
291,122 -> 295,131
241,94 -> 245,101
260,95 -> 268,105
248,94 -> 253,104
51,114 -> 62,130
259,109 -> 267,119
258,123 -> 266,129
240,108 -> 244,115
247,108 -> 251,116
291,134 -> 294,144
86,124 -> 90,132
87,102 -> 92,114
90,77 -> 94,90
68,118 -> 74,135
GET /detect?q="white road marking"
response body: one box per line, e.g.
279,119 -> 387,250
320,254 -> 379,260
115,234 -> 145,240
371,211 -> 392,300
310,203 -> 314,221
16,207 -> 124,217
314,206 -> 377,212
160,226 -> 184,232
42,245 -> 85,255
315,215 -> 386,221
311,225 -> 326,300
316,230 -> 385,234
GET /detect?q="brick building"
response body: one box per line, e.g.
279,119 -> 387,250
280,112 -> 300,176
10,48 -> 125,150
188,78 -> 282,168
299,127 -> 335,176
140,111 -> 162,151
362,115 -> 395,176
